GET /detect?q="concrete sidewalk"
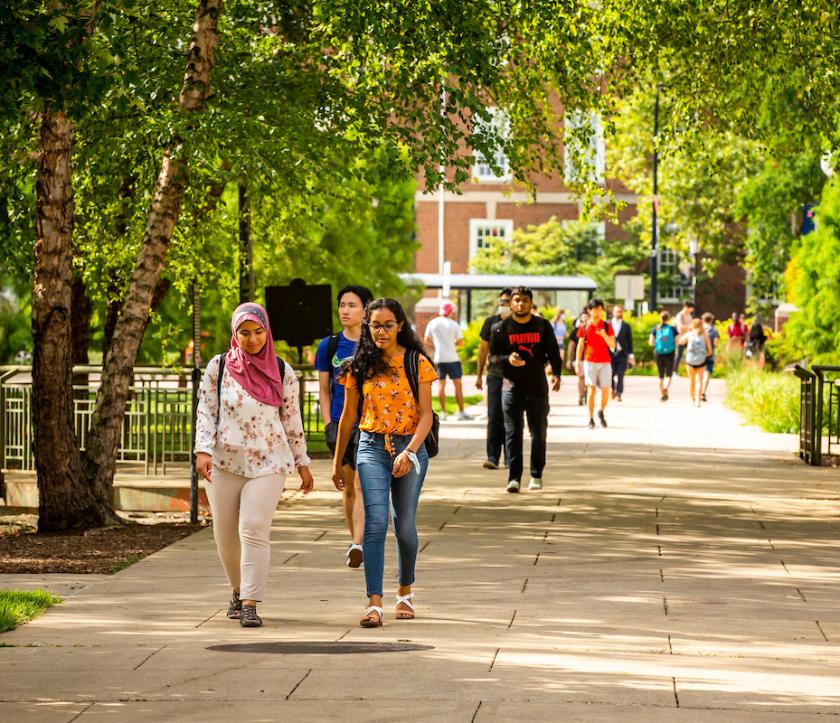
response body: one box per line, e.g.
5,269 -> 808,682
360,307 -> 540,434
2,374 -> 840,721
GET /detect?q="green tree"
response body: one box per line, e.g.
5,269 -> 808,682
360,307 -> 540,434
784,177 -> 840,365
471,218 -> 645,296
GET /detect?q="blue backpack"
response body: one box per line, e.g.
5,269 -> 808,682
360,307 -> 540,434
654,325 -> 676,355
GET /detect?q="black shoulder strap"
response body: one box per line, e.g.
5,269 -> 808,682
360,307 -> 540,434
326,332 -> 341,396
404,348 -> 420,401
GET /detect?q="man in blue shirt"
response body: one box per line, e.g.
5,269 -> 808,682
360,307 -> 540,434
314,285 -> 373,568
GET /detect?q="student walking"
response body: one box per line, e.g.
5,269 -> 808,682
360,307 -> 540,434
195,303 -> 314,628
488,286 -> 562,493
576,298 -> 616,429
609,304 -> 634,402
475,288 -> 513,469
726,312 -> 748,353
678,318 -> 713,407
745,320 -> 770,368
701,312 -> 719,401
315,285 -> 374,568
673,300 -> 695,371
566,309 -> 590,406
551,309 -> 567,358
332,298 -> 437,628
424,301 -> 470,420
649,310 -> 677,402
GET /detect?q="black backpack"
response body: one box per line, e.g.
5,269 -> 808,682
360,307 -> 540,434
215,353 -> 286,423
404,348 -> 440,458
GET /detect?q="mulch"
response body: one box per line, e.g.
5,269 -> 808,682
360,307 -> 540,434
0,516 -> 207,574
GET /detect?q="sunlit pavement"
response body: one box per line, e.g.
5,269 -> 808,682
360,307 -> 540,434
2,373 -> 840,721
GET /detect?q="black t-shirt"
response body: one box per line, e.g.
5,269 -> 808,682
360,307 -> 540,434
480,313 -> 504,378
488,316 -> 562,394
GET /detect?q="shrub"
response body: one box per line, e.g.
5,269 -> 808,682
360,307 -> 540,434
725,366 -> 800,434
458,318 -> 485,375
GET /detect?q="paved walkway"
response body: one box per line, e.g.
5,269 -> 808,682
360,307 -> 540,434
2,375 -> 840,721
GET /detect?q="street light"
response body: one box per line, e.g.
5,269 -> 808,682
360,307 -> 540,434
689,237 -> 700,305
649,83 -> 665,312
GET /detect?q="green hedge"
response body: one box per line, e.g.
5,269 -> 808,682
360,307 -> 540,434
725,367 -> 800,434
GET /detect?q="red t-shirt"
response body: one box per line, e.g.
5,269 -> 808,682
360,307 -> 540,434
577,320 -> 614,363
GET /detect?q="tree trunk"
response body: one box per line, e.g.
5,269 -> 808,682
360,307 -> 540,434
84,0 -> 223,503
32,108 -> 115,532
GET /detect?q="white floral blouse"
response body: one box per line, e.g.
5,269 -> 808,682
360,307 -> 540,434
194,355 -> 311,478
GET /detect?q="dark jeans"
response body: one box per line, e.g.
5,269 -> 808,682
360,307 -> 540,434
675,343 -> 685,370
486,374 -> 507,465
611,354 -> 629,396
502,389 -> 549,483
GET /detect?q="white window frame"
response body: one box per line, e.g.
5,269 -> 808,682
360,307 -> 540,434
658,247 -> 693,303
469,219 -> 514,260
564,110 -> 605,185
471,108 -> 512,184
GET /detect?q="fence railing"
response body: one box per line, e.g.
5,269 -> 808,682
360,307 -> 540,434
0,364 -> 326,476
794,364 -> 840,466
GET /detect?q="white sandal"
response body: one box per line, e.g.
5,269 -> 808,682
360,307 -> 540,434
360,605 -> 383,628
395,592 -> 415,620
346,544 -> 363,569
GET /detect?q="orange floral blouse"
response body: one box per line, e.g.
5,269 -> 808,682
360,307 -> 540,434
341,353 -> 437,436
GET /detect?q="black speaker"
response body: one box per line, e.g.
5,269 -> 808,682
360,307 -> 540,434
265,279 -> 333,349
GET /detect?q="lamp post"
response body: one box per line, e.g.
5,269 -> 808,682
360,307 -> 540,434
649,83 -> 664,312
689,237 -> 700,306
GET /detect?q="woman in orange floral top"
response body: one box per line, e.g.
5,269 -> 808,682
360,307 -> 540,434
333,298 -> 437,628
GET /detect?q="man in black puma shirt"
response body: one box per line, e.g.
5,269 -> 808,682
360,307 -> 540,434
488,287 -> 562,493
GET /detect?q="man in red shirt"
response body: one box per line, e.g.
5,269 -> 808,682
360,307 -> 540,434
575,298 -> 616,428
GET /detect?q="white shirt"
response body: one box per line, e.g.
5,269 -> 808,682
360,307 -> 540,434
425,315 -> 463,364
675,309 -> 693,333
194,355 -> 311,478
611,318 -> 622,336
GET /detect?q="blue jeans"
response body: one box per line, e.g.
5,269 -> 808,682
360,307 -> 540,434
502,389 -> 549,483
356,431 -> 428,597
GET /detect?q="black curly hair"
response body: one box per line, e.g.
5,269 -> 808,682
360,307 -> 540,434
340,298 -> 431,386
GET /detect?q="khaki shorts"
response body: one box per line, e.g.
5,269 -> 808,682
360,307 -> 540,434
583,361 -> 612,388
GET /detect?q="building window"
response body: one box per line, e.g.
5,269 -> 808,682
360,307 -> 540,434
564,110 -> 605,185
471,108 -> 512,183
469,219 -> 514,260
658,247 -> 693,303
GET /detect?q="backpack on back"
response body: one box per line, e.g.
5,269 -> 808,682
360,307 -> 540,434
404,348 -> 440,458
654,325 -> 676,355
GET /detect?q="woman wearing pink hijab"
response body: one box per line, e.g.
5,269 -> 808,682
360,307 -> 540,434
195,302 -> 314,628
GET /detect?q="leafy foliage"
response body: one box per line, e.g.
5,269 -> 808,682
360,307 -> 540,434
470,218 -> 646,297
783,178 -> 840,365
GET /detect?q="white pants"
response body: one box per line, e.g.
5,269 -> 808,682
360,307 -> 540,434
205,467 -> 285,601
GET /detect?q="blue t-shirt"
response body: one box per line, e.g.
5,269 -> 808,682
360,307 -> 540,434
314,332 -> 359,423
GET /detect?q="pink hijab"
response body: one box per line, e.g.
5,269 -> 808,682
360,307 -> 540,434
225,302 -> 283,407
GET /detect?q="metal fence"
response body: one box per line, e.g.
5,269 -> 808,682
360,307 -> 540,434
794,364 -> 840,466
0,365 -> 326,475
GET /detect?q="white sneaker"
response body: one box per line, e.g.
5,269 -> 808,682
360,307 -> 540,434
528,478 -> 543,490
457,411 -> 472,421
506,480 -> 521,494
439,411 -> 448,421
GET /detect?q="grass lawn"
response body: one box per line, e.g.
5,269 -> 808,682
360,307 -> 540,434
433,394 -> 483,415
0,590 -> 62,633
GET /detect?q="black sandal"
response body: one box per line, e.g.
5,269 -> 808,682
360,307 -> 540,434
240,604 -> 262,628
227,590 -> 242,619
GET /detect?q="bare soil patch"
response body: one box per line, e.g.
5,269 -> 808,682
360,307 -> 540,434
0,513 -> 207,574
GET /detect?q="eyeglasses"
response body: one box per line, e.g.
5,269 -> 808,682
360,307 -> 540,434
369,321 -> 398,333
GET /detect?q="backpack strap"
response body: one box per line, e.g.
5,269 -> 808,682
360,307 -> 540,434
325,332 -> 342,398
404,348 -> 420,401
